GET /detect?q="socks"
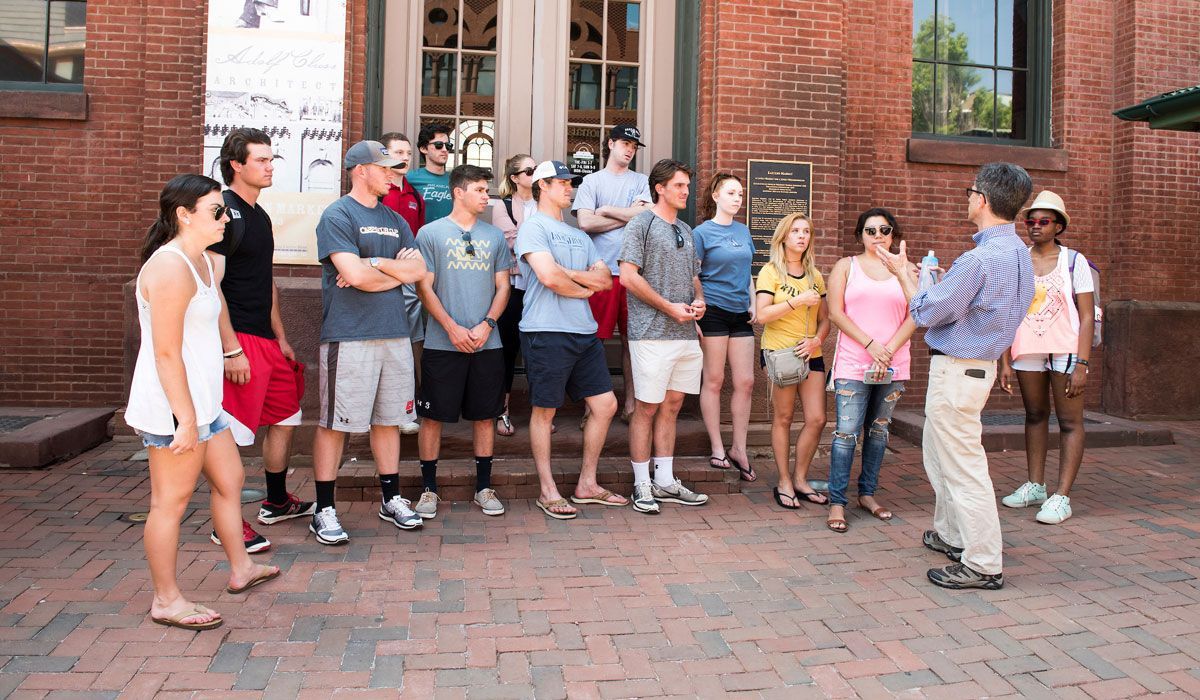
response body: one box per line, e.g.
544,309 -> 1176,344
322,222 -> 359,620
420,460 -> 439,493
379,474 -> 400,503
475,455 -> 493,492
315,480 -> 336,512
653,457 -> 675,487
265,469 -> 288,505
631,460 -> 652,485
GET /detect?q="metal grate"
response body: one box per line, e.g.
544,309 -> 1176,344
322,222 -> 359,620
0,416 -> 44,433
981,414 -> 1102,426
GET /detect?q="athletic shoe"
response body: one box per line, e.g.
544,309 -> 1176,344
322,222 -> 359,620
257,493 -> 316,525
631,482 -> 660,514
651,479 -> 709,506
922,529 -> 963,562
927,562 -> 1003,590
380,495 -> 423,530
1001,481 -> 1048,508
310,507 -> 349,545
1036,494 -> 1072,524
399,420 -> 420,435
414,490 -> 440,519
211,519 -> 271,553
474,488 -> 505,516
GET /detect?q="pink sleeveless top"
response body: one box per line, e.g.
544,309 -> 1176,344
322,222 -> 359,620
831,257 -> 912,382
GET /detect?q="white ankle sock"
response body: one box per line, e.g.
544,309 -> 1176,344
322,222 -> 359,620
653,457 -> 675,487
631,460 -> 651,485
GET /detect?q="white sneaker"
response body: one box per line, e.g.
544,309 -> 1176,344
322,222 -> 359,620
379,495 -> 423,530
1036,494 -> 1072,524
631,482 -> 660,514
414,490 -> 440,519
399,420 -> 420,435
1001,481 -> 1047,508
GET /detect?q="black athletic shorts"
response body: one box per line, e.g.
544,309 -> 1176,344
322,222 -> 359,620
520,331 -> 613,408
416,348 -> 505,422
696,304 -> 754,338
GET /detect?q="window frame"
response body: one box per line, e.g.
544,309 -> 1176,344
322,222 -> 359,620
910,0 -> 1051,148
0,0 -> 87,93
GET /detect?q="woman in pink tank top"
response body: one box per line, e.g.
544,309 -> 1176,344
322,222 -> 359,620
824,208 -> 917,533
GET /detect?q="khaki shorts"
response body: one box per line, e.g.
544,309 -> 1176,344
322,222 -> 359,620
629,339 -> 703,404
318,338 -> 416,433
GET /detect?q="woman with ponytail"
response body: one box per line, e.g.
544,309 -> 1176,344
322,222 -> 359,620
126,174 -> 280,630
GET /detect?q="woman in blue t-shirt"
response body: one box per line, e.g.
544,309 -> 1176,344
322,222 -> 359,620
693,172 -> 758,481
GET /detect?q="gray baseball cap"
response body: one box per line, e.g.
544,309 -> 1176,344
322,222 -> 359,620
344,140 -> 402,168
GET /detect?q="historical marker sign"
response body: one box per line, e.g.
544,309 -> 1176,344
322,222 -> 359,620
746,160 -> 813,269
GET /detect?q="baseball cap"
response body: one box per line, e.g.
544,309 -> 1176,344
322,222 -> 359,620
531,160 -> 584,186
608,124 -> 646,147
344,140 -> 402,169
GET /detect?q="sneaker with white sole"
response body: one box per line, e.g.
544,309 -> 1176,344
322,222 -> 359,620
631,482 -> 660,514
211,519 -> 271,553
651,479 -> 709,506
1035,493 -> 1072,524
414,490 -> 440,519
1001,481 -> 1047,508
309,507 -> 349,545
257,493 -> 316,525
380,495 -> 423,530
927,562 -> 1003,590
474,488 -> 505,516
399,420 -> 420,435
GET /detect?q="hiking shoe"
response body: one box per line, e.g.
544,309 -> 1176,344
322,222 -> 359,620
380,495 -> 423,530
399,420 -> 420,435
651,479 -> 709,506
928,562 -> 1003,590
631,482 -> 660,514
1036,494 -> 1072,524
1001,481 -> 1048,508
922,530 -> 963,562
414,490 -> 440,519
211,519 -> 271,553
309,507 -> 349,545
257,493 -> 316,525
474,488 -> 505,516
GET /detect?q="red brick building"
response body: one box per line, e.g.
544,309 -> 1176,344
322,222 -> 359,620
2,0 -> 1197,418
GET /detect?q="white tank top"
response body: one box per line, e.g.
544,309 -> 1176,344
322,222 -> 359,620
124,245 -> 224,436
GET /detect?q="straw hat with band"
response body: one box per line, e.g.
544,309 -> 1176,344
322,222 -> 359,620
1021,190 -> 1070,228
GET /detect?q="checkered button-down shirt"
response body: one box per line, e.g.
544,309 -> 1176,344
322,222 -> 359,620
909,223 -> 1034,361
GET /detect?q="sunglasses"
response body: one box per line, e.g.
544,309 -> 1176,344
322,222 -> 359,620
862,225 -> 893,237
1024,217 -> 1057,228
461,230 -> 475,257
516,167 -> 536,177
671,223 -> 685,249
211,204 -> 229,221
428,141 -> 454,151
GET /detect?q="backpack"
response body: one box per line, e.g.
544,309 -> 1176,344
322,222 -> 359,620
1067,249 -> 1102,347
502,197 -> 518,226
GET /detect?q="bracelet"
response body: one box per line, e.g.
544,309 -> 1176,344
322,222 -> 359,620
865,339 -> 874,349
786,298 -> 796,310
223,349 -> 244,360
1075,359 -> 1089,366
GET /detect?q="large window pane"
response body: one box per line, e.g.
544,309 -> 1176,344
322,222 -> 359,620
456,118 -> 494,169
938,65 -> 994,137
607,65 -> 638,122
937,0 -> 996,65
422,51 -> 457,114
569,61 -> 602,119
999,0 -> 1028,68
606,1 -> 640,63
912,0 -> 935,59
460,54 -> 495,117
570,0 -> 605,59
48,1 -> 85,84
461,0 -> 497,51
0,0 -> 48,83
423,0 -> 457,48
912,62 -> 935,132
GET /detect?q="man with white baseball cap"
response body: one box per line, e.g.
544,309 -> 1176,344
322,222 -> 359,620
514,160 -> 630,519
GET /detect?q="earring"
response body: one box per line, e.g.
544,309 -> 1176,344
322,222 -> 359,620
184,217 -> 191,224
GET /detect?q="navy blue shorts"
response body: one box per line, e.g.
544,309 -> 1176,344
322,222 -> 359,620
521,331 -> 613,408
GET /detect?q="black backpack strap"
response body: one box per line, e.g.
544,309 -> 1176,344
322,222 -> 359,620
503,197 -> 517,226
221,189 -> 246,257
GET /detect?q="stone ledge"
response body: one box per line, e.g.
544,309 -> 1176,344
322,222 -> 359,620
906,138 -> 1069,171
0,407 -> 115,468
0,89 -> 88,120
889,410 -> 1174,453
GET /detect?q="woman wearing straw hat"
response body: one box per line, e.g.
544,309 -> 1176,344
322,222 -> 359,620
998,191 -> 1094,525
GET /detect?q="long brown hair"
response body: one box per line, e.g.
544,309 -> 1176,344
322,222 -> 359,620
701,171 -> 742,221
140,174 -> 222,263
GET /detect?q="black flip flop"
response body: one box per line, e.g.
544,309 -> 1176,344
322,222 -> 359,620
729,455 -> 757,482
796,490 -> 829,505
773,487 -> 802,510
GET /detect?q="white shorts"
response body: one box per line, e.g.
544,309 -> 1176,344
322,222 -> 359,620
318,338 -> 416,433
629,339 -> 703,404
1010,353 -> 1078,374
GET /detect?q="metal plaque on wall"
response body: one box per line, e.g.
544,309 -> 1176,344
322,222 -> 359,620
746,160 -> 813,270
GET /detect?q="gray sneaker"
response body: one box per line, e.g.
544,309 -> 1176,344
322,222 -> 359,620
414,490 -> 440,519
651,479 -> 709,506
927,562 -> 1004,590
310,506 -> 349,546
631,482 -> 660,514
399,420 -> 420,435
922,530 -> 963,562
474,488 -> 505,516
379,495 -> 423,530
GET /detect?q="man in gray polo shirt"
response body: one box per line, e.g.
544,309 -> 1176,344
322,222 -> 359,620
619,159 -> 710,514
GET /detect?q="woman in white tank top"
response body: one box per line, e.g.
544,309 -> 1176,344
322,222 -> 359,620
127,174 -> 280,630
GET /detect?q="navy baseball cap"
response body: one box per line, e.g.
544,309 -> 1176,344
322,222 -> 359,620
344,140 -> 402,168
608,124 -> 646,147
531,160 -> 583,186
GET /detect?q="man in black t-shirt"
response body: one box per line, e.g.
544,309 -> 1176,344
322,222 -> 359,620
208,128 -> 314,554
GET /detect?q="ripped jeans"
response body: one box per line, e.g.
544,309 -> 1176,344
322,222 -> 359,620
828,379 -> 906,506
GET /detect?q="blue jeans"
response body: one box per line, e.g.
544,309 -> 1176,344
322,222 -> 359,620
137,412 -> 230,449
828,379 -> 905,506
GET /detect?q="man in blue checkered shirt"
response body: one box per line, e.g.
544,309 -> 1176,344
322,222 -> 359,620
881,162 -> 1034,591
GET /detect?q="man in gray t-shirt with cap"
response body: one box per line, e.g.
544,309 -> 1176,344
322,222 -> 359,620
309,139 -> 428,547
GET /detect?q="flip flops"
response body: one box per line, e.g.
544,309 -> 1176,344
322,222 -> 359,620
151,606 -> 223,631
225,566 -> 281,594
536,498 -> 578,520
496,413 -> 515,437
728,455 -> 757,482
709,456 -> 731,470
569,489 -> 628,507
773,487 -> 802,510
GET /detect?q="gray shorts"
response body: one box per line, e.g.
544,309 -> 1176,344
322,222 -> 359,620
318,338 -> 416,433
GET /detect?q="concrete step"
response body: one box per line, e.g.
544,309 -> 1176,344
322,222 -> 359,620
0,407 -> 116,469
889,410 -> 1175,452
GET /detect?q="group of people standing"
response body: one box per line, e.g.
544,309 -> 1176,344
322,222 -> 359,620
125,123 -> 1096,629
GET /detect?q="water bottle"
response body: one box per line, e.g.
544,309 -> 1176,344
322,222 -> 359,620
918,250 -> 939,292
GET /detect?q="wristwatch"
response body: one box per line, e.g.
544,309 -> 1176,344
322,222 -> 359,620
484,317 -> 497,329
369,257 -> 381,269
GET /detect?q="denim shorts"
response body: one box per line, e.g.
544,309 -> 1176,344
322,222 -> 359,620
137,411 -> 231,449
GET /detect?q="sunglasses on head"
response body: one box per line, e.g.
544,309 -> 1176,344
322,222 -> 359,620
428,141 -> 454,151
461,230 -> 475,257
671,223 -> 685,249
863,225 -> 893,237
1024,217 -> 1057,228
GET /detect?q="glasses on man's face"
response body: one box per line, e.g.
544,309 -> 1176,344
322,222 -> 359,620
461,231 -> 475,257
517,167 -> 536,177
671,224 -> 685,249
965,186 -> 985,199
428,141 -> 454,152
863,225 -> 893,237
1024,218 -> 1055,228
212,204 -> 229,221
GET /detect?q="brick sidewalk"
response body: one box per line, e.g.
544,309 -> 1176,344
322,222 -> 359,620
1,423 -> 1199,698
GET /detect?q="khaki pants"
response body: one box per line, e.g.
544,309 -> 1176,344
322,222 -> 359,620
922,355 -> 1002,575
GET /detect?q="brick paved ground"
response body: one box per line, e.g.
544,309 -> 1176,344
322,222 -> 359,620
2,422 -> 1199,698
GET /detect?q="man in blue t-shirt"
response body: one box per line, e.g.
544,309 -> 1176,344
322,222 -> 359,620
309,140 -> 428,546
515,161 -> 630,520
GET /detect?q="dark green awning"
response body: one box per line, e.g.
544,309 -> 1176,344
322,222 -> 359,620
1114,85 -> 1200,131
